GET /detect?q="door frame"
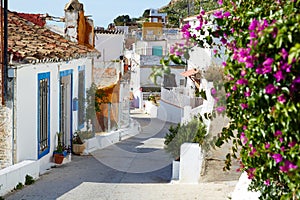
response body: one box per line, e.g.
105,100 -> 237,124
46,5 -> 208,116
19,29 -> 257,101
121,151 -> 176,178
59,69 -> 73,150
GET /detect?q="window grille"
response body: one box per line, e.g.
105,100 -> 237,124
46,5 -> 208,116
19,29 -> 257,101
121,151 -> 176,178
38,73 -> 50,157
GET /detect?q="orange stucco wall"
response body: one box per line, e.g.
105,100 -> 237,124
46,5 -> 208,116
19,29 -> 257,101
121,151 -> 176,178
78,11 -> 94,48
95,81 -> 120,132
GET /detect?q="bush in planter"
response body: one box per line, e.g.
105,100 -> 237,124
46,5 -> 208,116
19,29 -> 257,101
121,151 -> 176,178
72,132 -> 85,155
53,132 -> 66,164
164,117 -> 207,160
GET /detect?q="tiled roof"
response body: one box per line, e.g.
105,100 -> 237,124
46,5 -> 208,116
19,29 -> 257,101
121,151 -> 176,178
8,11 -> 99,64
16,13 -> 46,27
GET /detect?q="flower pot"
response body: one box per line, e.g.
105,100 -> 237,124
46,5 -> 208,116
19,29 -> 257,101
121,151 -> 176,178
54,153 -> 64,164
72,143 -> 85,155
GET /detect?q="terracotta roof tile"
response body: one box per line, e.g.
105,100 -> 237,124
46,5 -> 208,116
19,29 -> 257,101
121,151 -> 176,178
8,11 -> 99,64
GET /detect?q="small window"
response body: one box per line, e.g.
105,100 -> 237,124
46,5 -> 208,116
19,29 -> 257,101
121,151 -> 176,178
152,46 -> 163,56
78,67 -> 85,129
38,72 -> 50,158
180,79 -> 185,86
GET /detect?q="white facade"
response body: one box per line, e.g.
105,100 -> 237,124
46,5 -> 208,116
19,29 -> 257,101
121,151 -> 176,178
14,58 -> 93,171
95,33 -> 125,62
135,40 -> 168,56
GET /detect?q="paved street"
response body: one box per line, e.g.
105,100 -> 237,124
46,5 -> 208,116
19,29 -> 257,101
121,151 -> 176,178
4,112 -> 239,200
4,114 -> 174,200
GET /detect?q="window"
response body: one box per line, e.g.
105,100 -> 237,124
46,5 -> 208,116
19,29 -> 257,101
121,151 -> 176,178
78,66 -> 85,129
38,72 -> 50,158
152,46 -> 163,56
180,79 -> 185,86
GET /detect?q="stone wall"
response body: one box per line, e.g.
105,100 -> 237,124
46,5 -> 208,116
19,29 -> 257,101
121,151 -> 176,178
0,106 -> 12,169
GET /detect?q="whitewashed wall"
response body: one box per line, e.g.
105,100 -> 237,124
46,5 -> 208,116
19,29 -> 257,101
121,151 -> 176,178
157,100 -> 183,123
95,33 -> 125,62
135,40 -> 167,56
15,58 -> 93,171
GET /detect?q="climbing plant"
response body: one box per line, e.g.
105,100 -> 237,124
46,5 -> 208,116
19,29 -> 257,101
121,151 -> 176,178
167,0 -> 300,199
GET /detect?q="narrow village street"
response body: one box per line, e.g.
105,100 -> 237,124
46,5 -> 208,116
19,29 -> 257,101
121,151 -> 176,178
4,111 -> 239,200
4,112 -> 171,200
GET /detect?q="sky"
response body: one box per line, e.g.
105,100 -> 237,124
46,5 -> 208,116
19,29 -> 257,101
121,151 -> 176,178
8,0 -> 171,28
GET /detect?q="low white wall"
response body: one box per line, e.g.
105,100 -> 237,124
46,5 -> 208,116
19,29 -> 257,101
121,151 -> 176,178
231,172 -> 260,200
0,160 -> 39,196
84,119 -> 140,154
144,101 -> 158,117
179,143 -> 203,183
157,100 -> 183,123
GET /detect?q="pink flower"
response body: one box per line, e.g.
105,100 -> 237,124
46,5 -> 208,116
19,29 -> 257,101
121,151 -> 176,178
211,88 -> 217,95
281,48 -> 288,60
216,106 -> 226,113
271,27 -> 278,38
280,146 -> 285,151
263,58 -> 274,67
250,147 -> 257,156
274,130 -> 282,137
279,137 -> 284,143
265,143 -> 270,149
232,85 -> 237,91
223,11 -> 231,18
243,125 -> 247,130
277,94 -> 286,104
288,141 -> 296,148
265,84 -> 276,95
214,10 -> 223,19
248,19 -> 259,31
217,0 -> 223,5
240,103 -> 248,110
236,78 -> 248,85
272,153 -> 283,164
244,90 -> 251,97
264,179 -> 270,186
221,37 -> 227,44
280,160 -> 298,173
240,132 -> 248,145
226,93 -> 231,98
274,70 -> 284,82
241,70 -> 247,76
247,168 -> 256,179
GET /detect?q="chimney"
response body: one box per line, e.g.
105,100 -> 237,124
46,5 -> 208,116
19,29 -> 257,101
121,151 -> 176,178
64,0 -> 83,43
64,0 -> 94,48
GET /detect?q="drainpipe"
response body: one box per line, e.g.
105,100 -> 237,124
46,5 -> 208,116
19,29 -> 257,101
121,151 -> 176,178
3,0 -> 8,104
11,68 -> 15,165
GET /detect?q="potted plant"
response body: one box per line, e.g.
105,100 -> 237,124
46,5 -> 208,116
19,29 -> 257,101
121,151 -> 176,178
72,132 -> 85,155
53,132 -> 66,164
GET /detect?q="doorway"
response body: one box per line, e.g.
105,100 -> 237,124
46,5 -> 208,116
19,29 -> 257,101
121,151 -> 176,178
59,70 -> 73,150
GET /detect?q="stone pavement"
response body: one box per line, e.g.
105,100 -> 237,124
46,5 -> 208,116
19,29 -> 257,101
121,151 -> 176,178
4,111 -> 240,200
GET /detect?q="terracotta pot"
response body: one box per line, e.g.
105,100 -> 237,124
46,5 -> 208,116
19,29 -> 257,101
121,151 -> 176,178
54,153 -> 64,164
72,143 -> 85,155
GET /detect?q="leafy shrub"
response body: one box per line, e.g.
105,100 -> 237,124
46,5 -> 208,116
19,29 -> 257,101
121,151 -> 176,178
164,117 -> 207,160
25,175 -> 35,185
15,182 -> 23,190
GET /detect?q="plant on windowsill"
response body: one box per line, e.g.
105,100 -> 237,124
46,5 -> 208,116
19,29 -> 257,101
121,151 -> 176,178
72,132 -> 85,155
53,132 -> 66,164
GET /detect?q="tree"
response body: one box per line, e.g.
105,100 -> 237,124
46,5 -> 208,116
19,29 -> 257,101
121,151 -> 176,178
113,15 -> 131,26
160,0 -> 220,28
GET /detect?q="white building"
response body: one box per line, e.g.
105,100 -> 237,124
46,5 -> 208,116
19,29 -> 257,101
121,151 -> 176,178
0,7 -> 99,195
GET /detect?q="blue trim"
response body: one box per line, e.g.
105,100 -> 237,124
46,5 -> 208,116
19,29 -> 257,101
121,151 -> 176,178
78,66 -> 86,130
78,65 -> 85,72
59,69 -> 73,147
37,72 -> 50,159
60,69 -> 73,77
